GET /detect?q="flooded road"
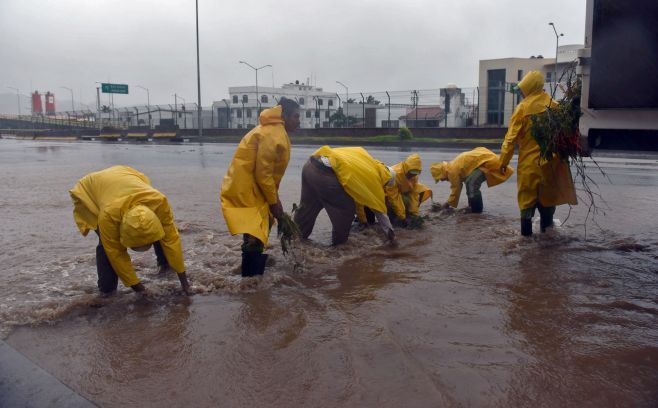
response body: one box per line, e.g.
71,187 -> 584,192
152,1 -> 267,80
1,139 -> 657,407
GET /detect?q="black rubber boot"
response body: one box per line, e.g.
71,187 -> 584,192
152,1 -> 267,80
241,252 -> 257,277
538,205 -> 555,233
468,196 -> 484,213
253,254 -> 268,276
521,218 -> 533,237
540,216 -> 554,232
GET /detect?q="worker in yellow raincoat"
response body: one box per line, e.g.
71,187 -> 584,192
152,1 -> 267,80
70,165 -> 189,295
220,98 -> 300,276
430,147 -> 513,213
293,146 -> 397,245
499,70 -> 577,236
385,153 -> 433,226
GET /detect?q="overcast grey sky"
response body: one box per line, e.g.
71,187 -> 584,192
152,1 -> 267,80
0,0 -> 586,108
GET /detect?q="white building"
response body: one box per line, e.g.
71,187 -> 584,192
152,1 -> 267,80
375,105 -> 410,128
224,80 -> 339,129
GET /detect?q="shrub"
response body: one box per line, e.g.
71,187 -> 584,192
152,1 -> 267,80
398,126 -> 413,140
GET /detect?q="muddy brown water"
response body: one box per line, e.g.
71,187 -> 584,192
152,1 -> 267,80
1,139 -> 657,407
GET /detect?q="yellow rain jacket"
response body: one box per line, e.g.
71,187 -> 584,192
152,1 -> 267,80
386,154 -> 433,219
70,166 -> 185,287
311,146 -> 391,223
430,147 -> 513,207
499,71 -> 577,210
221,106 -> 291,245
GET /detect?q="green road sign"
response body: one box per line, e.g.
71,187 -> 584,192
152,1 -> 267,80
101,83 -> 129,94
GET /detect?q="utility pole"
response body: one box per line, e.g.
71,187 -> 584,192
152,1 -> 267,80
195,0 -> 203,137
335,93 -> 341,128
241,101 -> 245,128
360,93 -> 365,128
549,22 -> 564,98
174,95 -> 186,128
336,81 -> 349,127
386,91 -> 391,128
96,86 -> 101,133
413,90 -> 419,125
136,85 -> 150,128
173,93 -> 179,127
60,86 -> 74,112
239,61 -> 272,116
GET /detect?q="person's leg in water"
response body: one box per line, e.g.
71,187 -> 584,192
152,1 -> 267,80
241,232 -> 268,277
465,169 -> 486,213
520,207 -> 535,236
364,207 -> 376,225
324,196 -> 356,246
294,159 -> 324,240
537,203 -> 556,232
318,172 -> 355,245
95,230 -> 119,294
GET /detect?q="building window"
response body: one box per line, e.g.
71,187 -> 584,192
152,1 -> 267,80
305,110 -> 311,118
261,95 -> 268,103
237,109 -> 242,118
299,97 -> 305,105
232,95 -> 238,103
318,99 -> 324,106
486,69 -> 506,126
246,109 -> 252,118
517,70 -> 523,81
328,100 -> 334,107
242,95 -> 248,103
546,72 -> 553,83
325,111 -> 330,118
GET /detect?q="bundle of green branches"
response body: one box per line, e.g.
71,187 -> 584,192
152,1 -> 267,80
406,215 -> 425,229
530,64 -> 583,163
276,210 -> 301,255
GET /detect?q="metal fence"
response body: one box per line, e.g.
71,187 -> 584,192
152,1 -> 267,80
2,83 -> 535,130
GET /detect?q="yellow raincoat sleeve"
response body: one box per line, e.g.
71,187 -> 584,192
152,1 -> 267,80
71,195 -> 97,236
70,175 -> 100,236
500,106 -> 525,167
385,184 -> 406,220
98,210 -> 140,287
151,198 -> 185,273
447,173 -> 463,208
406,178 -> 432,216
355,204 -> 367,224
255,134 -> 283,205
406,188 -> 421,216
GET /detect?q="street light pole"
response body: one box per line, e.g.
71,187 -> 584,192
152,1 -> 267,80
173,94 -> 186,128
7,86 -> 20,116
60,86 -> 74,111
548,22 -> 564,98
336,81 -> 349,127
173,93 -> 178,127
239,61 -> 272,116
195,0 -> 202,137
136,85 -> 151,128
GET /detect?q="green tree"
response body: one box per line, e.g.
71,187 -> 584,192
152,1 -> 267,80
366,95 -> 380,105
